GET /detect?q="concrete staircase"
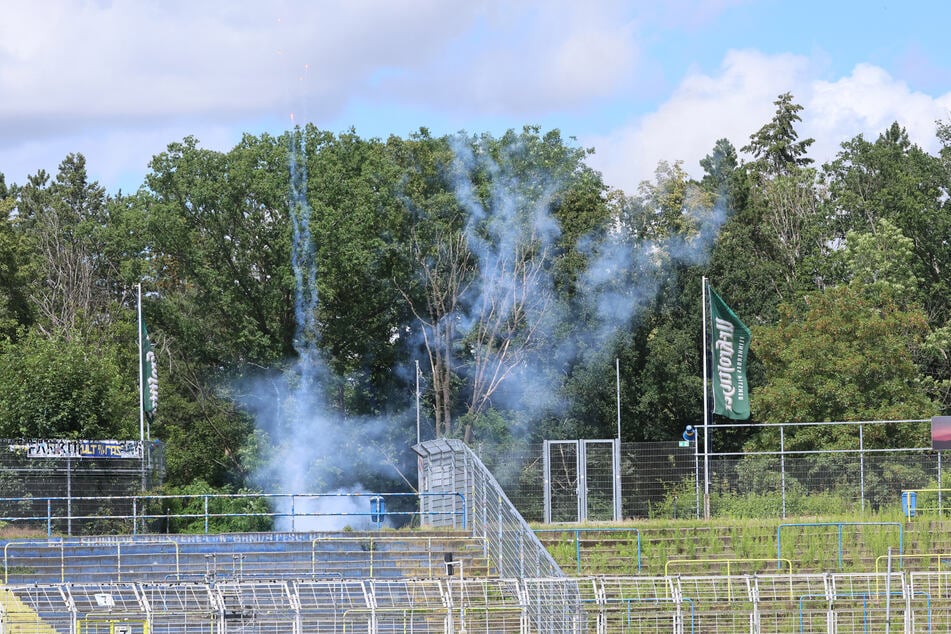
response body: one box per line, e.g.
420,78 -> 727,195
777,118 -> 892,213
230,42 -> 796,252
0,587 -> 60,634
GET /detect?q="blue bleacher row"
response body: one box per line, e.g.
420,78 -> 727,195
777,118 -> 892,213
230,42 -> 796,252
1,531 -> 493,584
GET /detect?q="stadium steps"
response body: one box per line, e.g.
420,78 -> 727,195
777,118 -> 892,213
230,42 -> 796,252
0,586 -> 60,634
0,530 -> 493,584
539,521 -> 951,576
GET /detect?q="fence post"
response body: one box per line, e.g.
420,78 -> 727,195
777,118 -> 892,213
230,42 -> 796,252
859,423 -> 866,512
780,425 -> 786,519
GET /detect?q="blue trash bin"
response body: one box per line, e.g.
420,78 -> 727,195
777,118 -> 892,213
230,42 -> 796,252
901,491 -> 917,517
370,496 -> 385,525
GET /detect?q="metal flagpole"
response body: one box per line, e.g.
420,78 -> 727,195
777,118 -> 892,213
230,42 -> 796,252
415,359 -> 421,445
615,357 -> 622,521
701,276 -> 711,519
137,283 -> 146,492
616,357 -> 621,441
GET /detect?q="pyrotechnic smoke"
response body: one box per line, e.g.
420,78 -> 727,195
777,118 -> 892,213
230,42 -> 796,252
244,129 -> 725,530
431,133 -> 727,428
242,129 -> 396,531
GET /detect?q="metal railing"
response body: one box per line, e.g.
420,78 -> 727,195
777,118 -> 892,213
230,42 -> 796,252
489,420 -> 944,522
777,522 -> 904,571
6,572 -> 951,633
535,527 -> 642,575
415,438 -> 583,633
0,491 -> 466,536
1,533 -> 490,585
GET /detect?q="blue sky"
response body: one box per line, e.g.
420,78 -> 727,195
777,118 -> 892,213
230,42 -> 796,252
2,0 -> 950,196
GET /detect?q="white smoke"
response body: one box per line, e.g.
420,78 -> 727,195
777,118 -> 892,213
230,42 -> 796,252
243,129 -> 727,527
434,134 -> 728,424
242,129 -> 400,531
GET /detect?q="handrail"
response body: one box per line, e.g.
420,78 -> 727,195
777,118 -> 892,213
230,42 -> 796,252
310,535 -> 486,579
874,552 -> 951,597
777,522 -> 903,570
117,538 -> 180,582
0,491 -> 466,535
664,558 -> 793,600
4,538 -> 65,583
583,596 -> 696,634
900,488 -> 951,518
534,527 -> 641,574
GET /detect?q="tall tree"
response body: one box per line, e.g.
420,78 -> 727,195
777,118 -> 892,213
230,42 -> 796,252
709,94 -> 821,319
824,122 -> 951,323
303,127 -> 415,414
16,155 -> 117,341
397,127 -> 611,442
751,219 -> 938,444
144,134 -> 295,369
742,92 -> 814,176
0,181 -> 32,338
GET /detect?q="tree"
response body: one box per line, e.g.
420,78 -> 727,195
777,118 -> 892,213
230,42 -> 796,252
15,155 -> 118,341
753,166 -> 828,292
144,134 -> 295,368
302,127 -> 415,414
700,138 -> 739,206
742,92 -> 814,175
709,96 -> 823,319
0,183 -> 32,339
395,127 -> 613,442
0,332 -> 134,438
823,122 -> 950,321
752,283 -> 936,443
391,130 -> 470,438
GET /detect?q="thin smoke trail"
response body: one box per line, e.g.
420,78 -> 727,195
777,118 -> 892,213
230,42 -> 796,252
289,128 -> 319,362
245,128 -> 390,532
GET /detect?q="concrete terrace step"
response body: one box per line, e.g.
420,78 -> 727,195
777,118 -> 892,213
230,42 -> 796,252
0,530 -> 492,583
0,587 -> 61,634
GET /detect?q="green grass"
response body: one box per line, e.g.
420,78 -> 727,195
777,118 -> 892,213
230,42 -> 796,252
533,511 -> 948,576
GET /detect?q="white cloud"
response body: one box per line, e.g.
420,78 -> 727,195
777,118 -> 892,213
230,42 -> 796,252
0,1 -> 478,128
808,64 -> 951,162
585,50 -> 815,193
586,51 -> 951,195
382,1 -> 640,115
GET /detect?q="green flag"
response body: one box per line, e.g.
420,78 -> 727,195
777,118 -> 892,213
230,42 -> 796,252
141,319 -> 158,418
709,287 -> 751,420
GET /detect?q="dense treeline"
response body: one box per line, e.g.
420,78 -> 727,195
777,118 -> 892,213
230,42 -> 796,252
0,93 -> 947,496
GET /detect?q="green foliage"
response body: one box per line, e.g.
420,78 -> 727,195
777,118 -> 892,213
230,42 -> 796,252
742,92 -> 815,175
149,481 -> 273,534
752,284 -> 937,426
0,332 -> 133,438
2,104 -> 949,499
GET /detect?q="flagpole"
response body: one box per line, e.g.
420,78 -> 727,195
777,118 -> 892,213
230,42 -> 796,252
615,356 -> 622,522
701,276 -> 711,519
415,359 -> 421,445
138,283 -> 146,492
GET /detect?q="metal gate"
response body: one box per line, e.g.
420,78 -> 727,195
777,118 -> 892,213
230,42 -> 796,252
543,439 -> 621,523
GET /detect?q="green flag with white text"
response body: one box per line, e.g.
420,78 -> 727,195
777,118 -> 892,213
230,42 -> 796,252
708,287 -> 751,420
141,319 -> 158,418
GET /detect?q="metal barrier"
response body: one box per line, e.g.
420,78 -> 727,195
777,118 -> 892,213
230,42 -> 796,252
309,534 -> 487,579
6,572 -> 951,633
777,521 -> 903,570
0,491 -> 466,535
535,527 -> 641,575
415,438 -> 582,632
901,487 -> 951,517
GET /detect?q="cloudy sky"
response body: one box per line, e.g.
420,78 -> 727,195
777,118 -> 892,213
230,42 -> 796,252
2,0 -> 950,196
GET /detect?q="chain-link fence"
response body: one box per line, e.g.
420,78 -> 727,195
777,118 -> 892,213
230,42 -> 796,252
0,439 -> 165,534
479,420 -> 941,521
